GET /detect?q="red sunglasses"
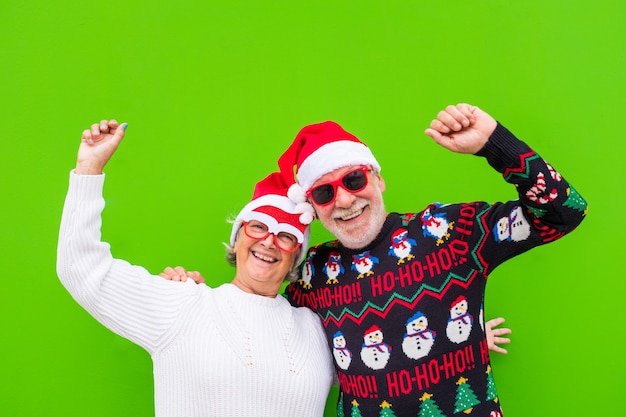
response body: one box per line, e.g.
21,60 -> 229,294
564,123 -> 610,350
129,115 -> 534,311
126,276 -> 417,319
306,166 -> 371,206
242,221 -> 301,253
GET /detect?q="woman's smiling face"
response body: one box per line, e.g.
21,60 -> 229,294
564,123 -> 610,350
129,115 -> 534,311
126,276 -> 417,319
231,224 -> 298,297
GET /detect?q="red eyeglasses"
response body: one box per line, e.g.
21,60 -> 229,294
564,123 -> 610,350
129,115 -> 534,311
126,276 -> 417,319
306,166 -> 371,206
242,221 -> 301,253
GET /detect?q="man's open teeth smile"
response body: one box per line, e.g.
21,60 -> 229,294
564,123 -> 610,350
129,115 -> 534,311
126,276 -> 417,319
338,207 -> 365,221
252,251 -> 277,262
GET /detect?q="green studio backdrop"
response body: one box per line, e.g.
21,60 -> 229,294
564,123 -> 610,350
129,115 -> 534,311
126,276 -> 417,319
1,1 -> 624,416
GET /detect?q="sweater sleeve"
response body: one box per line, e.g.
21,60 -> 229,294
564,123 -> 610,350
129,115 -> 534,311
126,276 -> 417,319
469,123 -> 588,274
56,171 -> 200,354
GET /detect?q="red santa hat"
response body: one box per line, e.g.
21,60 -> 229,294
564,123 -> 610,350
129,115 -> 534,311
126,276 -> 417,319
278,121 -> 381,199
230,171 -> 315,265
450,295 -> 468,309
364,324 -> 382,336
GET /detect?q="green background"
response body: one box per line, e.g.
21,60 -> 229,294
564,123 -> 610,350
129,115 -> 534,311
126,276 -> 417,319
1,1 -> 624,415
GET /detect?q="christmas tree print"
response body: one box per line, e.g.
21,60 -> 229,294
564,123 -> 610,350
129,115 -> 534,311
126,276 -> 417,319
351,399 -> 363,417
527,205 -> 547,219
379,400 -> 397,417
486,365 -> 498,403
485,365 -> 499,403
418,392 -> 446,417
337,394 -> 345,417
563,186 -> 587,214
454,377 -> 480,414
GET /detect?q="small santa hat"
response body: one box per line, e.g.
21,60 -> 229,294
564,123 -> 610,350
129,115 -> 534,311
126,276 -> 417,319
278,121 -> 381,197
450,295 -> 468,309
230,171 -> 315,266
364,324 -> 382,336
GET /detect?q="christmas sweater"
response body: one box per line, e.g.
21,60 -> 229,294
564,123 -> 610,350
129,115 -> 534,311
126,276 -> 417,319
285,123 -> 587,417
57,172 -> 334,417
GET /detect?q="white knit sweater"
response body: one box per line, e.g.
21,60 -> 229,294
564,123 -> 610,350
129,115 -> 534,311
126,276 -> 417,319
57,171 -> 334,417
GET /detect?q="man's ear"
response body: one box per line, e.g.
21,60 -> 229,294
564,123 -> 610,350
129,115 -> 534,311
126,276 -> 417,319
376,173 -> 386,193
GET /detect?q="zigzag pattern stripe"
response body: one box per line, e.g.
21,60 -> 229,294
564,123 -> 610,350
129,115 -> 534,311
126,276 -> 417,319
502,151 -> 538,181
320,270 -> 479,327
470,205 -> 492,274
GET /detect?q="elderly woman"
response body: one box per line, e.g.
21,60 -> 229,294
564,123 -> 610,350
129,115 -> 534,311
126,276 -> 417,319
56,120 -> 334,417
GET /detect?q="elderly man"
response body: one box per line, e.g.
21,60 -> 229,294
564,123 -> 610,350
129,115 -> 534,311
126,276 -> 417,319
279,103 -> 587,417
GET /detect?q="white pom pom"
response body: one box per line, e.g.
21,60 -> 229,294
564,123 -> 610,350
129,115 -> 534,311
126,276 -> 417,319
299,211 -> 315,225
287,183 -> 307,204
295,201 -> 316,225
294,201 -> 309,213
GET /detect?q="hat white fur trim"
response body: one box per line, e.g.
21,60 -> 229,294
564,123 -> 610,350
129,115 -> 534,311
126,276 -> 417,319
230,194 -> 301,244
296,140 -> 381,191
230,212 -> 311,267
229,193 -> 312,266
